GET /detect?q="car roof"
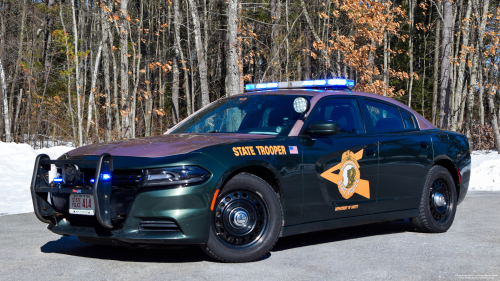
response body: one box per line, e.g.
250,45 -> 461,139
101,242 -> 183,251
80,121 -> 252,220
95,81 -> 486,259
238,89 -> 435,131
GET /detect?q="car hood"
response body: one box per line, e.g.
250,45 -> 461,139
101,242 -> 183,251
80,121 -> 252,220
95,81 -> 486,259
67,133 -> 274,158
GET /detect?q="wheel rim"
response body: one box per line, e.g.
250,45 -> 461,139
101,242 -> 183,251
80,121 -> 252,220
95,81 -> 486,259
213,189 -> 269,248
429,179 -> 451,222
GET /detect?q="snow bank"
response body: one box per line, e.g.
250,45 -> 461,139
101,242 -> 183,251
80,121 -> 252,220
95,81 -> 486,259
0,142 -> 73,216
469,150 -> 500,191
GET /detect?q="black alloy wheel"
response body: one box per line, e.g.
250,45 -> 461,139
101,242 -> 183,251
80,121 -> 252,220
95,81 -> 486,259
411,166 -> 457,233
202,173 -> 282,262
213,189 -> 269,248
429,179 -> 451,222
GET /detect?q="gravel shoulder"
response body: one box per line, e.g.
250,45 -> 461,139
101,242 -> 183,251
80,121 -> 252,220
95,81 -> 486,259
0,192 -> 499,281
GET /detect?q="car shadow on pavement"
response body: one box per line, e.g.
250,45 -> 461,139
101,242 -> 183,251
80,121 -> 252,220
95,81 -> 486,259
41,236 -> 207,263
272,219 -> 415,252
40,220 -> 413,262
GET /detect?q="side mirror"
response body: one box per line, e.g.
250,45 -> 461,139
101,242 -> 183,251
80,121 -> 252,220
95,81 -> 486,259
307,121 -> 339,135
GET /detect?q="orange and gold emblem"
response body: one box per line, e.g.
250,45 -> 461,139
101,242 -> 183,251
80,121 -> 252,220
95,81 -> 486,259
320,149 -> 370,199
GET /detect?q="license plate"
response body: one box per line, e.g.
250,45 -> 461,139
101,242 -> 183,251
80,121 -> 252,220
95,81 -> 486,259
69,194 -> 95,216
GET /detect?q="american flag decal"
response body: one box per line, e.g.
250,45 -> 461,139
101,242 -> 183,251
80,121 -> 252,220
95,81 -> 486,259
289,146 -> 299,154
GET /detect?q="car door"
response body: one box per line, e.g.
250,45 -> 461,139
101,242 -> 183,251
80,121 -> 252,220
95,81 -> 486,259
300,97 -> 379,223
361,99 -> 433,213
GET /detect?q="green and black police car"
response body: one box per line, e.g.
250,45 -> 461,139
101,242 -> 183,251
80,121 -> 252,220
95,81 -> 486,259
31,79 -> 471,262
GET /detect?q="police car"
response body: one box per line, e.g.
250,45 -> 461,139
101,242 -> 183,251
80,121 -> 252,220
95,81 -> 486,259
31,79 -> 471,262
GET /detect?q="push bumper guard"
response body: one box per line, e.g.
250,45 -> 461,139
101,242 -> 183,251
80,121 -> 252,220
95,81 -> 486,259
30,153 -> 115,229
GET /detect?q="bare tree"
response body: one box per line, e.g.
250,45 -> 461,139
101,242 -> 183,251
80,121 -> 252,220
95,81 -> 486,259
0,58 -> 10,142
226,0 -> 240,96
120,0 -> 131,138
187,0 -> 210,107
71,0 -> 83,146
438,0 -> 455,129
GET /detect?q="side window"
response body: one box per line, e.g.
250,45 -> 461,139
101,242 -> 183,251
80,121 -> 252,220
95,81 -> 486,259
308,98 -> 365,135
364,100 -> 405,133
400,110 -> 416,130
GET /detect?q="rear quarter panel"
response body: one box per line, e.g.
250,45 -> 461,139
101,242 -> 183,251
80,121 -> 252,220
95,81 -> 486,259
431,130 -> 471,204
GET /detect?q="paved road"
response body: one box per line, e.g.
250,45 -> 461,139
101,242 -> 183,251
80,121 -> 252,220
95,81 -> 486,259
1,192 -> 499,281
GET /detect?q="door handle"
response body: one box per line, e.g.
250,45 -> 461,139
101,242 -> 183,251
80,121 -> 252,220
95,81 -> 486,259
365,149 -> 376,156
420,141 -> 429,149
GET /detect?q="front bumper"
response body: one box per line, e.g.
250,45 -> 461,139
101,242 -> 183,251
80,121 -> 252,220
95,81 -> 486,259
31,153 -> 227,245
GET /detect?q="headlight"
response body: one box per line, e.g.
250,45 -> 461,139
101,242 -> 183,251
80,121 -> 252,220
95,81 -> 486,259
142,166 -> 211,187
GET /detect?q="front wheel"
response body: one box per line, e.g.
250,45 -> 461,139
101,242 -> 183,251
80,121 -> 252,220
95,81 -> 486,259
202,173 -> 282,262
411,166 -> 457,233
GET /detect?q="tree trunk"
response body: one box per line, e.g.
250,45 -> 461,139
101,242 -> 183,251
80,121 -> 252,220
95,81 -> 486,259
8,0 -> 27,128
270,0 -> 281,81
383,30 -> 389,97
439,0 -> 454,129
475,0 -> 490,126
86,43 -> 102,139
285,0 -> 290,80
451,0 -> 472,131
120,0 -> 131,138
108,29 -> 121,137
465,43 -> 478,140
101,4 -> 112,142
421,39 -> 427,117
432,18 -> 441,126
172,47 -> 180,124
13,89 -> 22,141
130,0 -> 143,138
305,27 -> 311,80
408,0 -> 415,107
226,0 -> 240,96
174,0 -> 191,115
71,0 -> 82,147
0,58 -> 10,142
187,0 -> 210,107
487,87 -> 500,153
58,0 -> 75,142
42,0 -> 56,82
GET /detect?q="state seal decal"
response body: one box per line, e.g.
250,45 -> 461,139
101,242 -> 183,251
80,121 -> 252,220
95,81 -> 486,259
320,149 -> 370,199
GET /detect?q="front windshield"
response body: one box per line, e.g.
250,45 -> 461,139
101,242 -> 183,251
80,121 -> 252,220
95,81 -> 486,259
171,95 -> 306,136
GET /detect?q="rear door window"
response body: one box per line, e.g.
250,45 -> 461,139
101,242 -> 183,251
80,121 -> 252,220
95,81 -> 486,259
364,100 -> 405,133
307,98 -> 365,135
400,110 -> 416,130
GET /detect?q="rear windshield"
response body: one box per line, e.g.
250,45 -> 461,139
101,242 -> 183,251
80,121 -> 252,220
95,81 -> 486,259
171,95 -> 305,136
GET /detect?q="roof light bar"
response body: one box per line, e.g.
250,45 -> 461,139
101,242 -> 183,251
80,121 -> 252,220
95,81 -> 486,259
244,79 -> 355,92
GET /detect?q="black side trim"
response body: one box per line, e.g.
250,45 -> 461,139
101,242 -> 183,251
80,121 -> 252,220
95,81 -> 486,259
281,209 -> 419,237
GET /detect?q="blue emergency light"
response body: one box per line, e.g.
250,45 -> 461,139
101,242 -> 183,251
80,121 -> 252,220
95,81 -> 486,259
53,178 -> 63,183
245,79 -> 355,92
101,174 -> 111,181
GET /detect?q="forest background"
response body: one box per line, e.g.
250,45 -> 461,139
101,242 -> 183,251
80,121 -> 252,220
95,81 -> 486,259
0,0 -> 499,151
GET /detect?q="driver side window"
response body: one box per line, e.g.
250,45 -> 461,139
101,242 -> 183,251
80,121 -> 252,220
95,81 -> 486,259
308,98 -> 365,135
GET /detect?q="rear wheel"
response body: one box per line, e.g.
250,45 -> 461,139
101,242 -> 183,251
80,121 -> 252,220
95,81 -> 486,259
411,166 -> 457,233
202,173 -> 282,262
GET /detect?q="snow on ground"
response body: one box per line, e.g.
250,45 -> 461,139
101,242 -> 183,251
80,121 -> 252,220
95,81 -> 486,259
0,142 -> 498,216
469,150 -> 500,191
0,142 -> 73,216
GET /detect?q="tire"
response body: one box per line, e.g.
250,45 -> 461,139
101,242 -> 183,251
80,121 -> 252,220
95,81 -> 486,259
201,173 -> 282,262
411,166 -> 457,233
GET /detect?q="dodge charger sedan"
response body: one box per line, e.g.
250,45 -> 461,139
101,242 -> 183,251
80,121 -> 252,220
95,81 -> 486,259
31,79 -> 471,262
